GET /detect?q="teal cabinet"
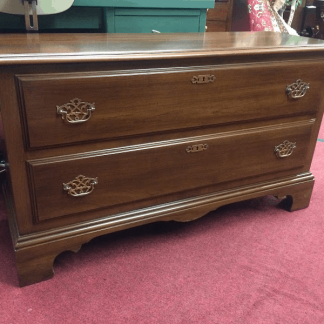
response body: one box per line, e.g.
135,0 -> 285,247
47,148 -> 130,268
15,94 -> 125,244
107,8 -> 207,33
73,0 -> 214,9
0,0 -> 214,33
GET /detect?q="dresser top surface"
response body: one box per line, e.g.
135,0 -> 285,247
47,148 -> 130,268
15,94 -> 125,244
0,32 -> 324,65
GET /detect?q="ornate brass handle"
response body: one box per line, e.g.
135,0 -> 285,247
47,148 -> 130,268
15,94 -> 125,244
0,159 -> 7,174
274,140 -> 296,158
191,75 -> 215,84
286,79 -> 310,99
63,175 -> 98,197
57,98 -> 95,124
186,144 -> 209,153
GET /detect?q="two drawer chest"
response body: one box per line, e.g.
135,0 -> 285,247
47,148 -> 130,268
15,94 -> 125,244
0,32 -> 323,286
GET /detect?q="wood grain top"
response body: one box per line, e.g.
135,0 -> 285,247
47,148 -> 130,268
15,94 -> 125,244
0,32 -> 324,65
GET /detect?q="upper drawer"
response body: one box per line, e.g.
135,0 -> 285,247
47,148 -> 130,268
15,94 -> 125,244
17,63 -> 323,149
27,120 -> 313,223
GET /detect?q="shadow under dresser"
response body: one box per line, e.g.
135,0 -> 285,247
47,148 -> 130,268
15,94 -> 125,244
0,32 -> 323,286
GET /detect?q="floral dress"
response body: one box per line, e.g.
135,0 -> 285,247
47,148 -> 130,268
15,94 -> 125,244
247,0 -> 298,34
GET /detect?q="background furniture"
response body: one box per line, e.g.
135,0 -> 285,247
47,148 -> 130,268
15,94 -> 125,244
0,32 -> 324,286
0,0 -> 214,33
230,0 -> 250,31
205,0 -> 233,32
283,0 -> 307,32
300,0 -> 324,39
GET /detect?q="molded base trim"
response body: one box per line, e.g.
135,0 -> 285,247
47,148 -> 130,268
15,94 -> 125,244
6,171 -> 315,286
15,171 -> 314,249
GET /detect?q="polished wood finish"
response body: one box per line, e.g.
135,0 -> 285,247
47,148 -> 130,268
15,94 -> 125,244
1,32 -> 324,64
0,32 -> 324,286
27,120 -> 313,222
17,62 -> 322,149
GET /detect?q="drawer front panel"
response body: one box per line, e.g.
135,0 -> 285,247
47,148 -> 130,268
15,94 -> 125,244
17,63 -> 322,149
27,121 -> 313,222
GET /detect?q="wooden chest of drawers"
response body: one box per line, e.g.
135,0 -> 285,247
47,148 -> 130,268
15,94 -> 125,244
0,32 -> 323,286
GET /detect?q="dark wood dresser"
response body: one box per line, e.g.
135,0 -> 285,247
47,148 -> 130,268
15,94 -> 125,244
0,32 -> 323,286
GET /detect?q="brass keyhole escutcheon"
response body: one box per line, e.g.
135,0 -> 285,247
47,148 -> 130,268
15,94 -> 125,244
186,144 -> 209,153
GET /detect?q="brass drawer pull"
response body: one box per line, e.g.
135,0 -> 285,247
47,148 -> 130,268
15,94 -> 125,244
63,175 -> 98,197
0,159 -> 7,174
57,98 -> 95,124
274,140 -> 296,158
286,79 -> 310,99
191,75 -> 215,84
186,144 -> 209,153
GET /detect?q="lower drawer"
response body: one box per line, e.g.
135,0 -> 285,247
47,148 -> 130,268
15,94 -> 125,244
27,120 -> 313,223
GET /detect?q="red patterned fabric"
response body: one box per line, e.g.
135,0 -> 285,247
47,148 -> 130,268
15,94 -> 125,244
247,0 -> 274,31
246,0 -> 289,33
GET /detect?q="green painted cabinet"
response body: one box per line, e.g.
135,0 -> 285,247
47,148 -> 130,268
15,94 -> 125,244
0,0 -> 214,33
106,8 -> 207,33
